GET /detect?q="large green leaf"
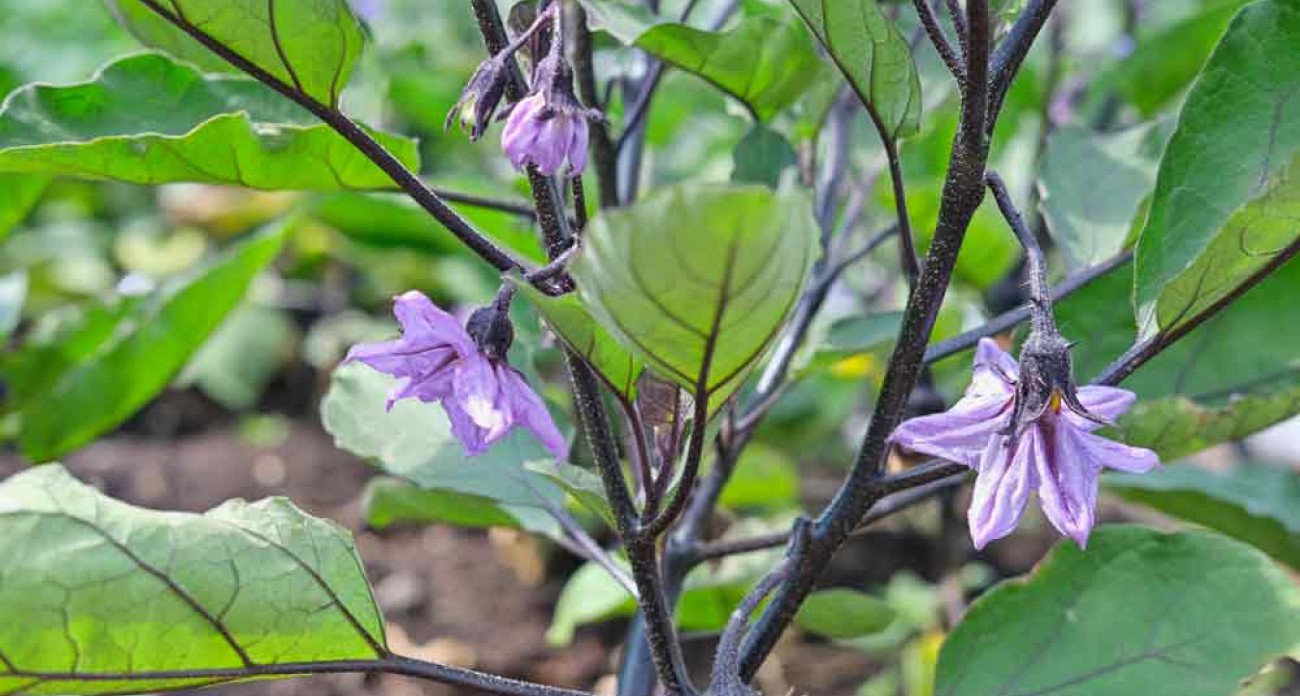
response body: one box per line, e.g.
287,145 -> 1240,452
1094,0 -> 1250,118
1107,465 -> 1300,571
1037,124 -> 1162,270
1056,258 -> 1300,461
571,184 -> 818,408
320,363 -> 569,509
786,0 -> 921,137
0,464 -> 385,695
1134,0 -> 1300,335
6,225 -> 286,461
107,0 -> 365,107
511,277 -> 642,403
577,2 -> 824,122
935,527 -> 1300,696
0,53 -> 417,189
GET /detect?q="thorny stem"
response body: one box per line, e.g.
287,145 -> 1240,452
985,171 -> 1050,316
913,0 -> 965,82
694,468 -> 969,561
923,251 -> 1132,365
986,0 -> 1059,134
134,0 -> 525,274
469,0 -> 577,259
737,1 -> 996,678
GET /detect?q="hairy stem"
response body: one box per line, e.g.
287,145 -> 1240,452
738,1 -> 996,677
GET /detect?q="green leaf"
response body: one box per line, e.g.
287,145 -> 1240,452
0,53 -> 417,189
571,184 -> 818,409
0,173 -> 48,241
108,0 -> 365,107
1135,0 -> 1300,335
361,476 -> 561,540
1056,258 -> 1300,461
786,0 -> 922,137
1094,0 -> 1250,118
1037,124 -> 1163,270
1106,465 -> 1300,571
0,464 -> 386,694
935,526 -> 1300,696
578,2 -> 824,122
510,277 -> 642,402
795,588 -> 896,640
525,460 -> 617,529
8,225 -> 286,461
320,363 -> 566,509
546,559 -> 636,646
178,304 -> 295,410
731,124 -> 797,188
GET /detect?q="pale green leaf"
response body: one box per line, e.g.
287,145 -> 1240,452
1038,124 -> 1163,270
510,276 -> 642,402
578,1 -> 824,122
935,527 -> 1300,696
0,53 -> 417,189
786,0 -> 921,137
1107,464 -> 1300,571
731,124 -> 797,188
572,184 -> 818,409
1135,0 -> 1300,334
107,0 -> 365,107
0,464 -> 385,695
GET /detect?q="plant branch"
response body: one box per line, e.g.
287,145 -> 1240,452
2,656 -> 591,696
986,0 -> 1059,133
985,171 -> 1048,304
922,251 -> 1131,364
695,466 -> 969,561
913,0 -> 965,82
737,1 -> 996,677
134,0 -> 525,273
1093,237 -> 1300,386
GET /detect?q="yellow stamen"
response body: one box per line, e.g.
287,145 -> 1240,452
1049,390 -> 1062,414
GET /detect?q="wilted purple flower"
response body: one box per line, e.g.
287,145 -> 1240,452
889,338 -> 1158,549
446,56 -> 511,141
501,84 -> 592,176
345,291 -> 568,459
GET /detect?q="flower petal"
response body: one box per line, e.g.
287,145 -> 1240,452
1037,420 -> 1102,548
1070,425 -> 1160,474
889,394 -> 1010,467
968,338 -> 1018,400
500,366 -> 569,459
453,354 -> 508,434
967,431 -> 1038,549
392,290 -> 476,356
567,117 -> 589,175
443,398 -> 491,456
1069,385 -> 1136,430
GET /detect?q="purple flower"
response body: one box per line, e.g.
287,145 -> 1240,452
501,91 -> 590,176
889,338 -> 1158,549
345,291 -> 568,460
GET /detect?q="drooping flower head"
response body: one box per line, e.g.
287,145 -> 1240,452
345,291 -> 568,460
889,335 -> 1158,549
501,58 -> 600,176
446,56 -> 511,141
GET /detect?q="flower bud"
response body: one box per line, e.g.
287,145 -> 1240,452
446,57 -> 510,141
